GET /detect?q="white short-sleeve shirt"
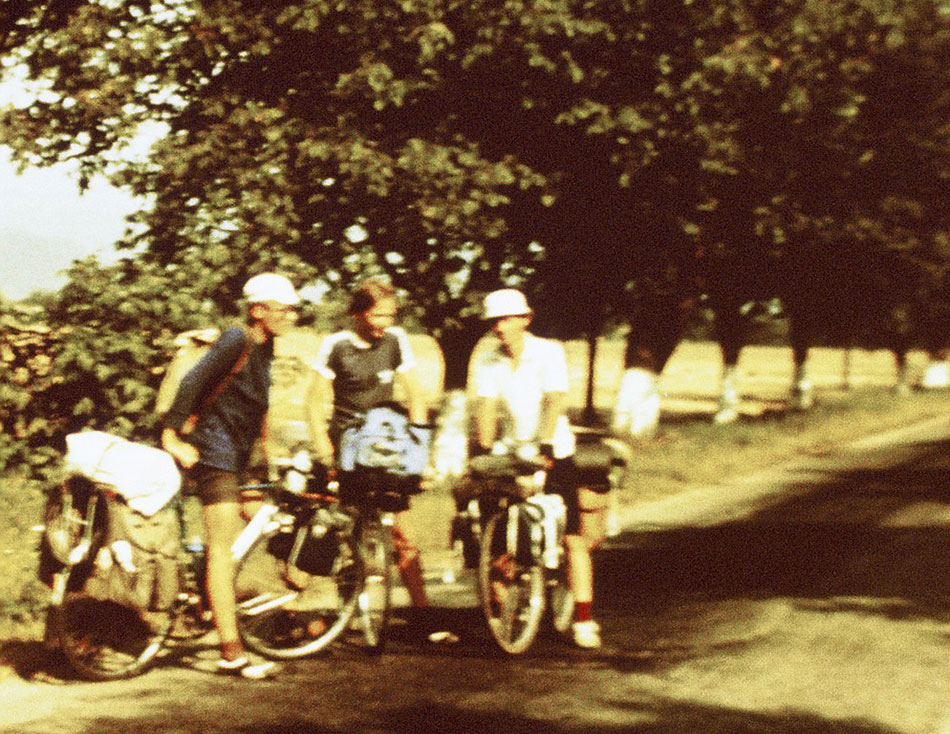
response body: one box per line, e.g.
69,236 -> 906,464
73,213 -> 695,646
471,333 -> 576,459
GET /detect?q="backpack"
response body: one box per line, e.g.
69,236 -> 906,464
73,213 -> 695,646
154,329 -> 221,416
81,493 -> 182,611
338,404 -> 432,478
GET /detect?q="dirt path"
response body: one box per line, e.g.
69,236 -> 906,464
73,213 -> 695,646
3,413 -> 949,733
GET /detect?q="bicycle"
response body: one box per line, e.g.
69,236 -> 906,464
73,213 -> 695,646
45,452 -> 390,680
447,451 -> 569,654
451,437 -> 629,655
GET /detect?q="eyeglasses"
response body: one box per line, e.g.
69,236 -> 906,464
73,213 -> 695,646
261,304 -> 298,315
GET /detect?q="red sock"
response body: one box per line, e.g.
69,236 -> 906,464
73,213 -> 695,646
220,639 -> 244,661
574,602 -> 592,623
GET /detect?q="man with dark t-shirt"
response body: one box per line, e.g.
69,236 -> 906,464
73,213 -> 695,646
307,278 -> 439,636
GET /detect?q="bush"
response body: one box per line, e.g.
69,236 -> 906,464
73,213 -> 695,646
0,258 -> 228,477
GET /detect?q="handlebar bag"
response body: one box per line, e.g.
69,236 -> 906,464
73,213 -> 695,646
338,404 -> 432,478
570,436 -> 629,491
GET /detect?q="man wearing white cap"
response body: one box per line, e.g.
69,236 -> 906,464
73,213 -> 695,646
470,288 -> 602,649
162,272 -> 299,677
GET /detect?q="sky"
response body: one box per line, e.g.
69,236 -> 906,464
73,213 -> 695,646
0,64 -> 143,302
0,153 -> 138,301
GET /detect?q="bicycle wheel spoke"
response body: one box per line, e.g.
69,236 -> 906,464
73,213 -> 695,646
356,519 -> 393,653
239,592 -> 299,616
547,570 -> 574,635
54,585 -> 175,681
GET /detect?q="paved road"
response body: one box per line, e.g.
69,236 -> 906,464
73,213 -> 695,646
3,417 -> 949,734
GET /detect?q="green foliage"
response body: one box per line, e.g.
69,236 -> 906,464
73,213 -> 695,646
0,256 -> 227,474
3,1 -> 950,628
1,0 -> 950,381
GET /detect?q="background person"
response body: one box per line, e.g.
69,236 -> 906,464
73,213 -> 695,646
306,277 -> 439,637
469,288 -> 604,649
161,272 -> 300,677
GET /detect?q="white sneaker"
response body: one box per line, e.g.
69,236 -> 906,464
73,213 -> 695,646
572,620 -> 601,649
239,659 -> 277,680
216,655 -> 278,680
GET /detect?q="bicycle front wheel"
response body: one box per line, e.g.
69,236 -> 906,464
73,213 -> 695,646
52,564 -> 177,681
546,565 -> 574,635
477,508 -> 545,655
234,525 -> 359,659
355,516 -> 394,654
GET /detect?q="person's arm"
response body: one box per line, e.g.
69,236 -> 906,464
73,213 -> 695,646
469,339 -> 498,453
390,327 -> 427,423
538,390 -> 567,446
473,395 -> 498,452
398,367 -> 428,424
161,426 -> 199,469
307,370 -> 336,466
537,338 -> 571,459
305,334 -> 339,465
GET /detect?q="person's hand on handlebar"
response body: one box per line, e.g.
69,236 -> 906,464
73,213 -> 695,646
537,442 -> 555,470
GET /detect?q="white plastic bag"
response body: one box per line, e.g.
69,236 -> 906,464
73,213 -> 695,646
64,431 -> 181,516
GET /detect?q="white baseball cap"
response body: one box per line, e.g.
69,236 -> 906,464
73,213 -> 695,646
482,289 -> 532,320
243,273 -> 301,306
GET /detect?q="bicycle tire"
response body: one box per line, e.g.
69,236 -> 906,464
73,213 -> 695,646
355,516 -> 393,654
234,524 -> 360,659
546,566 -> 574,635
477,508 -> 545,655
52,562 -> 177,681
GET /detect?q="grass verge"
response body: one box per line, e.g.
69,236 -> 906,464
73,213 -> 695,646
622,386 -> 950,506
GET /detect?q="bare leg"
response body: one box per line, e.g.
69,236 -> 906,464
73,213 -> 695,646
203,501 -> 245,653
392,510 -> 429,608
565,534 -> 593,605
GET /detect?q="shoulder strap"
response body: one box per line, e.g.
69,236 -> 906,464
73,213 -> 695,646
182,327 -> 254,434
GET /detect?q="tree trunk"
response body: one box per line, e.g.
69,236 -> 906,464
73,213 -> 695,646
438,324 -> 483,391
580,331 -> 599,427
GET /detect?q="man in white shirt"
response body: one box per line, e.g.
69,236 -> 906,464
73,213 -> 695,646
469,288 -> 602,649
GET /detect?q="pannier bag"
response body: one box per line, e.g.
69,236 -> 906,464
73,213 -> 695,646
266,526 -> 339,577
82,493 -> 182,611
338,404 -> 432,478
555,434 -> 629,493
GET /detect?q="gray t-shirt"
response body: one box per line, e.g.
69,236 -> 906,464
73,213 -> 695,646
310,327 -> 416,436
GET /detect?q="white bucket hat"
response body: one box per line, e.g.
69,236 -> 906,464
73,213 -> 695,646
482,289 -> 532,320
243,273 -> 301,306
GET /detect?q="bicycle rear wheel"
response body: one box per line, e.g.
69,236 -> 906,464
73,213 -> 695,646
477,508 -> 545,654
355,516 -> 394,654
234,525 -> 359,659
52,563 -> 177,681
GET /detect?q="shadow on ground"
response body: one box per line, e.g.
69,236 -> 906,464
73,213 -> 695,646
25,696 -> 904,734
596,436 -> 950,660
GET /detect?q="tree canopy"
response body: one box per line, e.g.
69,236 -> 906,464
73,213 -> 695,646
2,0 -> 950,463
